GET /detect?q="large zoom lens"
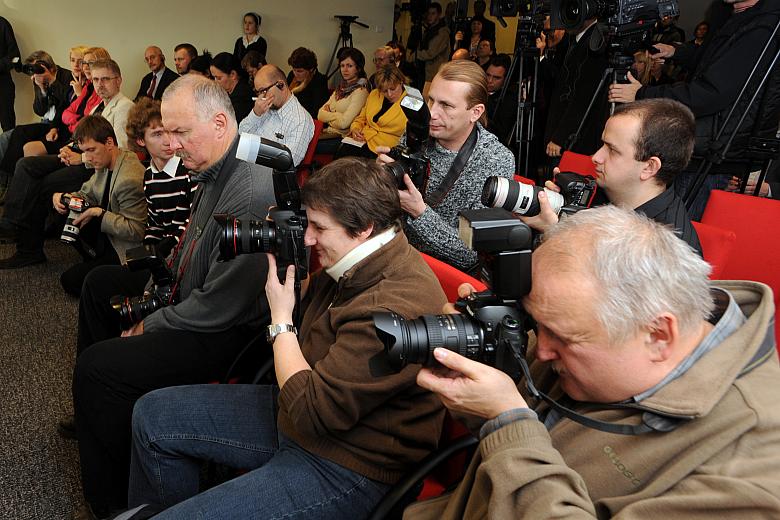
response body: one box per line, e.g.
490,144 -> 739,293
482,176 -> 564,216
215,214 -> 275,261
373,312 -> 485,371
110,293 -> 165,330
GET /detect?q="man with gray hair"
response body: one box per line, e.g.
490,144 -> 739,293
405,205 -> 780,519
69,74 -> 276,519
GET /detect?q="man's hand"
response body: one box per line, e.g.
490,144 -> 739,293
546,141 -> 562,157
454,31 -> 464,42
265,254 -> 296,325
252,95 -> 273,117
52,192 -> 68,214
651,43 -> 676,59
417,348 -> 528,420
398,174 -> 427,218
71,206 -> 103,227
518,188 -> 560,233
348,129 -> 365,142
727,175 -> 770,197
121,320 -> 144,337
45,128 -> 58,142
375,145 -> 394,165
608,71 -> 642,103
58,146 -> 82,166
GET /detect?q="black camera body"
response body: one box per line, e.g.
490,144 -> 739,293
384,87 -> 431,191
60,194 -> 90,244
12,59 -> 46,76
110,246 -> 176,330
386,145 -> 429,191
555,171 -> 599,215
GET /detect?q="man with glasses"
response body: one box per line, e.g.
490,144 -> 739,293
238,64 -> 313,166
369,45 -> 394,89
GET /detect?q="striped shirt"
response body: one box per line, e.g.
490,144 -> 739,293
143,155 -> 196,245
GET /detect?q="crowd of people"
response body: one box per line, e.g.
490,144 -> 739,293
0,1 -> 779,519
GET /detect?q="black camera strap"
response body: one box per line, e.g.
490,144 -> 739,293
426,124 -> 479,208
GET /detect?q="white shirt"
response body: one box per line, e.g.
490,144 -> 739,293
238,94 -> 314,166
326,228 -> 398,281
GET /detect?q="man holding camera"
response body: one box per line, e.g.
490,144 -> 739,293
525,98 -> 700,254
123,158 -> 447,518
377,60 -> 515,273
405,205 -> 780,519
69,75 -> 275,520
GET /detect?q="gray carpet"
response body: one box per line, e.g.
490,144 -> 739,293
0,238 -> 86,519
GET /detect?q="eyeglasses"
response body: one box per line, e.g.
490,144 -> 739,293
373,56 -> 389,63
83,61 -> 97,66
92,76 -> 118,83
254,80 -> 283,97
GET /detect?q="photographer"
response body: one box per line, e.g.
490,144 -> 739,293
125,158 -> 448,518
406,205 -> 780,519
68,75 -> 275,520
524,99 -> 701,255
608,0 -> 780,219
377,60 -> 515,272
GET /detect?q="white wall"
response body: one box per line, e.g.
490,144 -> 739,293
3,0 -> 395,126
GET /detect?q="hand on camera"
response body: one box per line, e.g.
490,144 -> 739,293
651,43 -> 676,59
518,175 -> 560,233
375,145 -> 394,165
398,174 -> 426,218
52,192 -> 68,214
417,348 -> 528,420
72,207 -> 103,227
121,320 -> 144,337
608,72 -> 641,103
265,254 -> 296,325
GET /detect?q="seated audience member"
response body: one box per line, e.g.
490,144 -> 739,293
0,58 -> 133,253
690,21 -> 709,47
406,205 -> 780,518
450,48 -> 471,61
126,158 -> 448,518
377,60 -> 514,272
475,39 -> 494,70
238,64 -> 314,166
337,65 -> 408,159
286,47 -> 329,119
188,51 -> 212,78
135,46 -> 178,101
485,53 -> 516,146
173,43 -> 197,74
68,75 -> 275,520
524,99 -> 701,255
68,45 -> 89,98
233,11 -> 267,63
240,49 -> 266,82
0,50 -> 74,179
316,47 -> 370,153
210,51 -> 253,121
368,45 -> 394,89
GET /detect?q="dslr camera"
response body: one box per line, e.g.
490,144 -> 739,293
11,57 -> 47,76
110,245 -> 176,330
482,171 -> 599,217
372,208 -> 534,381
215,135 -> 308,283
59,194 -> 91,244
384,86 -> 431,191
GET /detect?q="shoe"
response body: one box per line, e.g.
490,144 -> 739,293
0,251 -> 46,269
57,414 -> 78,440
67,504 -> 98,520
0,225 -> 18,244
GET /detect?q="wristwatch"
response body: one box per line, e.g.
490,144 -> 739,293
266,323 -> 297,344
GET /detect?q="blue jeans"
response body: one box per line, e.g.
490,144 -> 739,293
129,384 -> 391,519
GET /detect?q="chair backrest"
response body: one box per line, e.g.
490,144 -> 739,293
297,119 -> 324,186
419,252 -> 487,301
691,221 -> 737,280
559,150 -> 597,178
513,174 -> 535,186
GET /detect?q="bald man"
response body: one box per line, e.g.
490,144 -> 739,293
135,45 -> 179,101
451,48 -> 470,61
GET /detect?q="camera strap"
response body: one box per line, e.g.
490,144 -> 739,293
426,124 -> 479,208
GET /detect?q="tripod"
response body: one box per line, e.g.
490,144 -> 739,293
325,15 -> 369,80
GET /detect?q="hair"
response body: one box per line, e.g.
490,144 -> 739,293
386,40 -> 405,62
612,99 -> 696,186
25,50 -> 55,70
632,50 -> 654,86
91,59 -> 121,77
471,18 -> 483,32
375,45 -> 394,57
162,73 -> 236,125
288,47 -> 318,71
488,53 -> 511,72
84,47 -> 111,61
125,98 -> 162,153
211,52 -> 244,79
539,205 -> 714,344
189,51 -> 212,76
374,65 -> 407,92
73,115 -> 118,146
429,2 -> 442,14
70,45 -> 89,57
243,12 -> 262,30
174,43 -> 198,60
337,47 -> 367,78
435,60 -> 488,126
262,64 -> 287,83
302,158 -> 402,238
695,21 -> 709,31
241,50 -> 266,70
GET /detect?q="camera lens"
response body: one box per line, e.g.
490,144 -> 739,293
481,177 -> 564,216
383,162 -> 408,189
110,293 -> 164,330
215,214 -> 275,260
60,213 -> 80,243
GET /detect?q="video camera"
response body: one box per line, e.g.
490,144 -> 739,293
372,208 -> 534,381
214,135 -> 308,284
11,57 -> 46,76
110,245 -> 177,330
482,171 -> 599,217
384,86 -> 431,191
490,0 -> 550,50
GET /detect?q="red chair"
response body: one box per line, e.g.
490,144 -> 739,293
419,252 -> 487,300
701,190 -> 780,347
558,150 -> 597,178
691,221 -> 737,280
297,119 -> 323,186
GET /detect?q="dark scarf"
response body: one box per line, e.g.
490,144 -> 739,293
335,77 -> 368,101
419,19 -> 446,51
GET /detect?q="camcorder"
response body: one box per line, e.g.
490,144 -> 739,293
490,1 -> 550,50
59,194 -> 90,244
384,86 -> 431,192
482,171 -> 600,217
110,245 -> 177,330
371,208 -> 534,381
11,57 -> 46,76
215,135 -> 309,283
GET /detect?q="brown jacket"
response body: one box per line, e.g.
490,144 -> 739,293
405,281 -> 780,519
276,231 -> 448,484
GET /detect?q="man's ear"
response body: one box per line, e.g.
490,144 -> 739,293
136,138 -> 146,150
213,112 -> 229,139
470,103 -> 485,124
646,313 -> 677,363
357,224 -> 374,241
639,156 -> 662,181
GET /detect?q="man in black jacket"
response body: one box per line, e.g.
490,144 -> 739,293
135,46 -> 178,101
0,16 -> 20,131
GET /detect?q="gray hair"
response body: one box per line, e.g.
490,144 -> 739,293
539,205 -> 714,344
162,74 -> 236,125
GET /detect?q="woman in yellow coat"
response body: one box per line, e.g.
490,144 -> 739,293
335,65 -> 409,159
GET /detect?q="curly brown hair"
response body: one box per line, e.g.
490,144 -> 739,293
125,97 -> 162,153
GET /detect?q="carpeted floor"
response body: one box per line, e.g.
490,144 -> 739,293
0,238 -> 86,519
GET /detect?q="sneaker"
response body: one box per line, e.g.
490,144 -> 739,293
0,251 -> 46,269
57,414 -> 78,440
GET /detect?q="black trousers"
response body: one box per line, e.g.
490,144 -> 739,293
0,76 -> 15,131
59,233 -> 122,298
73,323 -> 258,513
0,122 -> 50,174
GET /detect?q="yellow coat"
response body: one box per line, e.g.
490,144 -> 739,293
349,89 -> 408,153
